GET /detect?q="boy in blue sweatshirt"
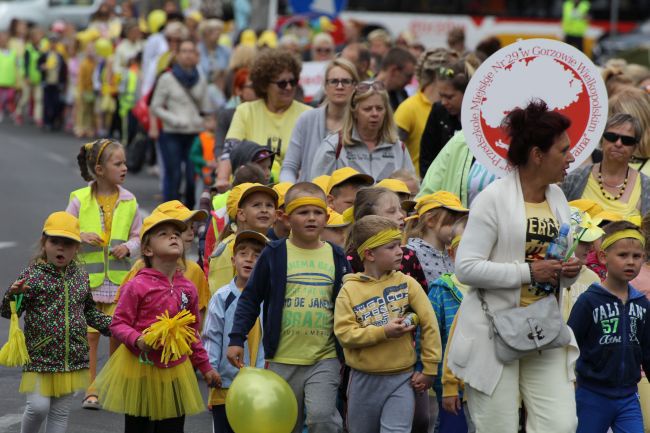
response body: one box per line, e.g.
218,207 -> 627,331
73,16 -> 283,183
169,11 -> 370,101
568,221 -> 650,433
226,182 -> 349,433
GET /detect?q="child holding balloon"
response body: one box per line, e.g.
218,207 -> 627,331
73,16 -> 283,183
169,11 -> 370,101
93,212 -> 220,432
203,230 -> 268,433
227,182 -> 349,433
334,215 -> 442,433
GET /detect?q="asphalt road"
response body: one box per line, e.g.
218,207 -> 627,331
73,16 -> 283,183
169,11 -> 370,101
0,122 -> 213,432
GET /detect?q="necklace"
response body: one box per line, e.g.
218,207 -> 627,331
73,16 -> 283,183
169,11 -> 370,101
597,164 -> 629,201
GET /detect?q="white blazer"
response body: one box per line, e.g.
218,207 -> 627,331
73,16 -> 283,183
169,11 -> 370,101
447,170 -> 580,396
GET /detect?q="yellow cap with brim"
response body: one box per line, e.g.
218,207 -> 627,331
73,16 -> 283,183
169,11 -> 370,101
272,182 -> 293,208
153,200 -> 208,223
408,191 -> 468,220
569,199 -> 603,219
593,210 -> 624,226
312,175 -> 331,194
327,167 -> 374,194
342,206 -> 355,224
570,207 -> 605,243
376,178 -> 410,195
258,30 -> 278,48
233,230 -> 269,250
43,211 -> 81,242
326,209 -> 350,228
240,29 -> 257,47
141,212 -> 187,241
226,183 -> 279,219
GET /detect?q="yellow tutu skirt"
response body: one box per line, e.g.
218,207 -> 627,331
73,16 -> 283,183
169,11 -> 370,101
93,345 -> 205,420
20,369 -> 89,397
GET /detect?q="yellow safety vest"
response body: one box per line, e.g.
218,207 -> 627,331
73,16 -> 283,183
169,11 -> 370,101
70,186 -> 137,288
562,1 -> 590,37
0,49 -> 17,88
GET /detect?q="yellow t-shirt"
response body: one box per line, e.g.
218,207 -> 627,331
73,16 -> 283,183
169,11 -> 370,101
582,173 -> 642,220
271,240 -> 337,365
208,234 -> 236,295
393,90 -> 432,176
226,99 -> 312,174
96,191 -> 119,244
522,201 -> 559,307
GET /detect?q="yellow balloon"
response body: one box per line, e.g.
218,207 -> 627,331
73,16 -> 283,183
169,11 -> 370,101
226,367 -> 298,433
95,38 -> 113,58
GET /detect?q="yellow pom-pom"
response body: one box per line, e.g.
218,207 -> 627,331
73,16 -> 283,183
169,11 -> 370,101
142,310 -> 197,365
0,301 -> 30,367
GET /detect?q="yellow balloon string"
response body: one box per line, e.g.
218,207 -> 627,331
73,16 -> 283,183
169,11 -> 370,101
142,309 -> 197,365
0,301 -> 31,367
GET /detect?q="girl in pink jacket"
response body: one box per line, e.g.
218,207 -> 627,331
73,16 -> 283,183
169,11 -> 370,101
93,212 -> 220,432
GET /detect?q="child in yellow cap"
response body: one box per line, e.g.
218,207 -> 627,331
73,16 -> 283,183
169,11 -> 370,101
326,167 -> 374,214
115,201 -> 211,325
405,191 -> 469,288
93,212 -> 220,431
226,182 -> 349,433
1,212 -> 111,433
207,183 -> 278,293
334,215 -> 441,433
321,208 -> 349,248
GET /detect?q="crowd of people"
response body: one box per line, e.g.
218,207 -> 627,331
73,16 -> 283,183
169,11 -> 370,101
4,1 -> 650,433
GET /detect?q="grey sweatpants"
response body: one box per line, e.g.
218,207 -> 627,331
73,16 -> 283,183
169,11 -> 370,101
21,391 -> 76,433
347,369 -> 415,433
267,358 -> 342,433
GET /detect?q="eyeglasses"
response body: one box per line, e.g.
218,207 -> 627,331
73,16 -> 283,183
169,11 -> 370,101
271,78 -> 298,89
603,131 -> 638,146
355,80 -> 386,93
326,78 -> 355,88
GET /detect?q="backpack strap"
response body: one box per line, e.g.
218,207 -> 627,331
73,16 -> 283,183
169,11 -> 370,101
335,131 -> 343,160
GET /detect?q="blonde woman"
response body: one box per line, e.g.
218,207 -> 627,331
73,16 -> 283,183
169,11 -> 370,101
609,87 -> 650,176
310,81 -> 414,181
280,58 -> 359,182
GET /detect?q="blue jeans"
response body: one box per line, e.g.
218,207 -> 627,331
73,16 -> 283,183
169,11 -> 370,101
576,386 -> 644,433
158,132 -> 197,209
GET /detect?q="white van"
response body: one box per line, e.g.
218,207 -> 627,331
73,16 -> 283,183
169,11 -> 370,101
0,0 -> 102,31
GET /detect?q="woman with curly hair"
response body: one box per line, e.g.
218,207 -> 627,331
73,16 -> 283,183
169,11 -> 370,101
214,48 -> 312,192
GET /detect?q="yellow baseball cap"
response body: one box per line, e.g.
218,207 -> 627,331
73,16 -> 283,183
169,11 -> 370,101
568,199 -> 603,218
272,182 -> 293,208
376,178 -> 410,195
342,206 -> 355,224
570,207 -> 605,243
258,30 -> 278,48
326,209 -> 350,228
147,10 -> 167,34
327,167 -> 374,194
412,191 -> 468,218
42,211 -> 81,242
240,29 -> 257,47
593,210 -> 624,226
153,200 -> 208,223
233,230 -> 269,250
226,183 -> 278,219
140,212 -> 187,241
312,175 -> 331,194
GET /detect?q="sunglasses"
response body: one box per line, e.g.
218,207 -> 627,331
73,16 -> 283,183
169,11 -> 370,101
603,131 -> 638,146
355,80 -> 386,93
326,78 -> 355,88
271,78 -> 298,89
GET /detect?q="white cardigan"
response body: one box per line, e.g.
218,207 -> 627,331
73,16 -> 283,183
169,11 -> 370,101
447,170 -> 580,396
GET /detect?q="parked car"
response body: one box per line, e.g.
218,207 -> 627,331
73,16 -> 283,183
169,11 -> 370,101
593,20 -> 650,65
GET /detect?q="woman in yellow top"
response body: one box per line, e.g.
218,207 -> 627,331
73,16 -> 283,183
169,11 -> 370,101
214,48 -> 312,192
562,113 -> 650,220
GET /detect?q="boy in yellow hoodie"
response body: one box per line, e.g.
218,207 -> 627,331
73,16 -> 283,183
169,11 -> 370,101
334,215 -> 441,432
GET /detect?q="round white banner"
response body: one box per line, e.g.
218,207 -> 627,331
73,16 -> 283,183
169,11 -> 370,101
461,38 -> 608,177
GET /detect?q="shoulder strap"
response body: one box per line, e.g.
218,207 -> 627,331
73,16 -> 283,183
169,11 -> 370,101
224,291 -> 237,311
476,288 -> 497,337
335,131 -> 343,160
171,72 -> 203,114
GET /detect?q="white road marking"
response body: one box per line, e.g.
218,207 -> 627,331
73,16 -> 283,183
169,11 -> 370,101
0,413 -> 23,429
0,241 -> 17,250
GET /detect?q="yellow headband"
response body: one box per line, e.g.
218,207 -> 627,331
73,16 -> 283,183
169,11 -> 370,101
94,140 -> 111,166
601,229 -> 646,251
285,197 -> 328,215
357,229 -> 402,258
449,235 -> 462,250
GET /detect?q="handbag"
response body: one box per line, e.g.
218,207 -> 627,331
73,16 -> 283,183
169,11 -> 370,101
477,289 -> 572,364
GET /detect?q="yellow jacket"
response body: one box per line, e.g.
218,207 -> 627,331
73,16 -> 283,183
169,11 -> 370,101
334,271 -> 441,375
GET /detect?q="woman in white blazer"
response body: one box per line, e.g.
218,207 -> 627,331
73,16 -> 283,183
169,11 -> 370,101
447,100 -> 582,433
